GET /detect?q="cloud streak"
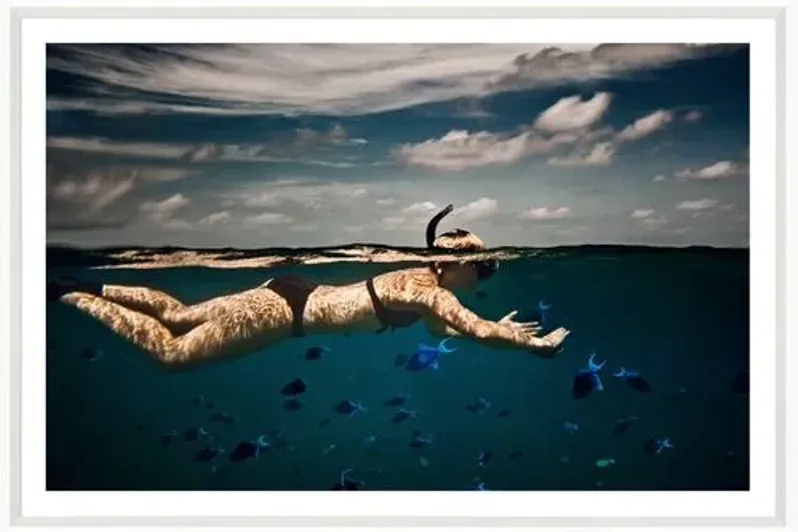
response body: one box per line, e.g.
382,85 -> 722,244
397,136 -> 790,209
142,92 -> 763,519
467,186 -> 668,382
47,44 -> 739,117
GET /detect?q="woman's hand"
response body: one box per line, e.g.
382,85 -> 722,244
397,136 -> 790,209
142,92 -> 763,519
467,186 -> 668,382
498,310 -> 569,356
497,310 -> 543,336
529,327 -> 570,357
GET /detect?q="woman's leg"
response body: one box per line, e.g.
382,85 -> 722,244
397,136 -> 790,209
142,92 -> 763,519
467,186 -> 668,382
57,290 -> 293,365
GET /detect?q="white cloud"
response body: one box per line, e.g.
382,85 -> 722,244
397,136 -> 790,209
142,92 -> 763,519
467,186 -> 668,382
641,216 -> 668,227
140,193 -> 190,216
451,198 -> 498,222
677,199 -> 718,210
243,193 -> 282,208
519,206 -> 573,220
674,161 -> 745,180
616,109 -> 673,141
395,129 -> 533,172
382,216 -> 406,225
684,110 -> 703,122
534,93 -> 613,132
548,142 -> 615,167
290,223 -> 319,232
140,193 -> 192,229
48,44 -> 737,116
630,209 -> 655,219
244,212 -> 294,226
48,136 -> 187,158
199,211 -> 230,225
653,174 -> 668,183
395,128 -> 582,172
47,125 -> 372,167
490,44 -> 735,91
228,179 -> 373,209
402,201 -> 438,214
50,172 -> 136,215
376,198 -> 396,206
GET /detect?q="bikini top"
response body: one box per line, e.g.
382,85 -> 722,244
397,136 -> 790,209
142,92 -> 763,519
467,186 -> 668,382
265,274 -> 420,337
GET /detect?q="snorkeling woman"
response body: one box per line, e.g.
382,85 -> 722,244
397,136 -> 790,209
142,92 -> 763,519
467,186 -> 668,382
47,204 -> 571,366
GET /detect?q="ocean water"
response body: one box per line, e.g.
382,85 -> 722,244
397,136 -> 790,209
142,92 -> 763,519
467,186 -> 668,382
46,247 -> 749,491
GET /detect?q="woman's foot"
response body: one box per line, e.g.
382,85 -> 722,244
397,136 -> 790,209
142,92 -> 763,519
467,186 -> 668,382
47,276 -> 103,302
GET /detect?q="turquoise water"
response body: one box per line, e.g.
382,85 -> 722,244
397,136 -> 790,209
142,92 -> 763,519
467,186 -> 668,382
46,247 -> 749,491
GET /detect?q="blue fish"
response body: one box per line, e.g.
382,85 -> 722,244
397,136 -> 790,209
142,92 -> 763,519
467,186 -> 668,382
160,429 -> 177,447
563,421 -> 580,434
613,367 -> 652,393
333,399 -> 367,417
331,468 -> 365,490
194,445 -> 226,463
391,408 -> 417,423
384,392 -> 412,407
572,353 -> 607,399
228,435 -> 270,462
613,415 -> 639,436
183,426 -> 210,442
525,299 -> 552,327
465,396 -> 491,414
477,450 -> 494,468
405,337 -> 456,371
645,437 -> 675,455
409,433 -> 438,449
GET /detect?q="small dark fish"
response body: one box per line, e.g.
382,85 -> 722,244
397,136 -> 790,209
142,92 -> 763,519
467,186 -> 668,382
612,368 -> 651,393
331,468 -> 364,490
193,394 -> 207,406
465,397 -> 491,414
391,408 -> 416,423
475,290 -> 488,300
394,353 -> 409,367
80,348 -> 103,362
509,449 -> 524,460
133,422 -> 144,431
644,437 -> 675,455
194,446 -> 225,462
573,353 -> 606,399
160,430 -> 177,447
209,410 -> 235,425
281,378 -> 308,397
333,399 -> 367,417
183,426 -> 210,442
228,436 -> 269,462
643,437 -> 658,454
318,417 -> 331,427
409,433 -> 437,449
282,398 -> 304,411
731,368 -> 749,394
269,428 -> 292,451
477,450 -> 494,468
497,408 -> 511,418
411,429 -> 422,439
305,346 -> 330,361
613,415 -> 638,436
384,393 -> 411,407
523,299 -> 551,327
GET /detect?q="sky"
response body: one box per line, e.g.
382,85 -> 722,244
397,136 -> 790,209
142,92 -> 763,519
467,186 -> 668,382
46,43 -> 750,249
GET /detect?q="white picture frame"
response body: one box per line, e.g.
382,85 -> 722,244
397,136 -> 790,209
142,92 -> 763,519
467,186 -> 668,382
1,0 -> 793,529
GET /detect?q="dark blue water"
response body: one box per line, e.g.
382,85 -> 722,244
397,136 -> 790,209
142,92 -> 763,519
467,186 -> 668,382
46,247 -> 749,491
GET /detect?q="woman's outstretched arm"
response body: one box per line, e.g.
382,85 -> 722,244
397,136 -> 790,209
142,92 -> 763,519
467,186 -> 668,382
419,287 -> 569,355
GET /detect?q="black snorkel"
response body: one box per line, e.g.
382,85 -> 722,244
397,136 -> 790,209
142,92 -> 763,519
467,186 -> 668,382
426,204 -> 454,248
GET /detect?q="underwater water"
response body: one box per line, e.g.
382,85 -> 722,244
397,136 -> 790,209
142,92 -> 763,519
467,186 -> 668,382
46,247 -> 749,491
